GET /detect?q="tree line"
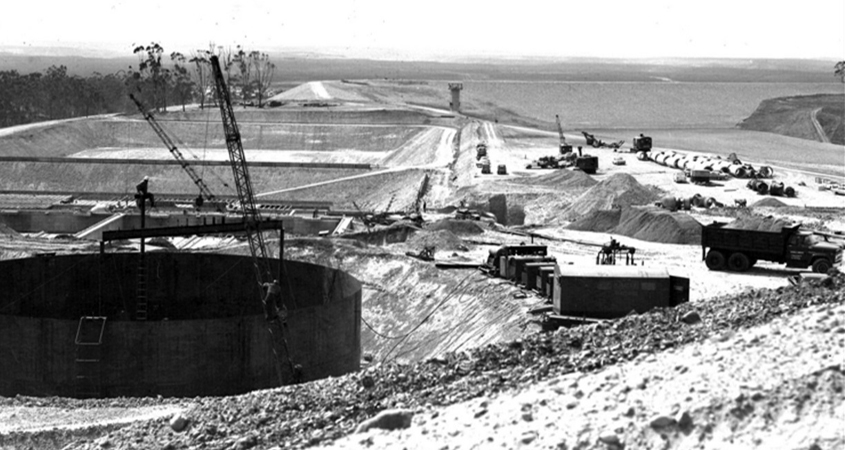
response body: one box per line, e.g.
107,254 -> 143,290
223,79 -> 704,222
0,42 -> 276,128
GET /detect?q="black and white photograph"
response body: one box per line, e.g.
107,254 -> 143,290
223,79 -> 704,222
0,1 -> 843,448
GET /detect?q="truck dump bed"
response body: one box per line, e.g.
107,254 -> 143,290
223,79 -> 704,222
701,222 -> 796,259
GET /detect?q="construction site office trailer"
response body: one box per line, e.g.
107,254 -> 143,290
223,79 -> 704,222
553,265 -> 689,319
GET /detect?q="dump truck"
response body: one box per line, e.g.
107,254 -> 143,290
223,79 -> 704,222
551,265 -> 689,322
702,222 -> 843,273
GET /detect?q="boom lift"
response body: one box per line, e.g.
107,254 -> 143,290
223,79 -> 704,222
129,94 -> 217,207
209,54 -> 297,383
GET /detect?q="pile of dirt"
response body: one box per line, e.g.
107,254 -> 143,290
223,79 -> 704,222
514,169 -> 598,189
425,219 -> 485,235
405,229 -> 466,251
613,207 -> 702,244
566,209 -> 622,233
751,197 -> 788,208
568,206 -> 702,245
724,215 -> 793,231
563,173 -> 661,220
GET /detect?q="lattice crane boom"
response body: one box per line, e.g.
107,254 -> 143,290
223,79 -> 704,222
209,55 -> 272,284
555,114 -> 567,147
129,94 -> 217,203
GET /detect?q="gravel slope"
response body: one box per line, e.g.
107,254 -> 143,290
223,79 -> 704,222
2,273 -> 841,450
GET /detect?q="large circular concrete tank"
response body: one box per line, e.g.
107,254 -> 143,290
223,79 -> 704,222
0,253 -> 362,398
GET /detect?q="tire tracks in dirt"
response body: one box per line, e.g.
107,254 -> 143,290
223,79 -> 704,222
810,107 -> 831,144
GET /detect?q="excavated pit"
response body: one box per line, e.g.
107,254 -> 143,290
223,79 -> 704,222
0,252 -> 361,398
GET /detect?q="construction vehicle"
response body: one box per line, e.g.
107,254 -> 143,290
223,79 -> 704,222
631,134 -> 652,153
574,147 -> 598,174
476,143 -> 488,160
596,238 -> 637,265
555,115 -> 572,154
129,94 -> 220,209
702,222 -> 843,273
482,244 -> 548,277
210,54 -> 296,383
581,131 -> 624,150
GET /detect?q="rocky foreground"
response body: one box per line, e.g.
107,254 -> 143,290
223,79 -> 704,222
1,273 -> 843,450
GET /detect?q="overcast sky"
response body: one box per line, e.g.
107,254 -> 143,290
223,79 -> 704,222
3,0 -> 843,60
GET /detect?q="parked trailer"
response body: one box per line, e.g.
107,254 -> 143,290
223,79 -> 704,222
701,222 -> 843,273
551,265 -> 689,320
508,256 -> 557,283
523,262 -> 556,290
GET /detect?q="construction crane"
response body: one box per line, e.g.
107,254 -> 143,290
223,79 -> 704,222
209,54 -> 297,383
129,93 -> 216,207
208,55 -> 272,283
555,114 -> 572,154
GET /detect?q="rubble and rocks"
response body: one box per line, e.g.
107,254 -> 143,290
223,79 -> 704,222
14,273 -> 842,450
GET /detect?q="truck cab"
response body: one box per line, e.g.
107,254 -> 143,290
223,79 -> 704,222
786,232 -> 843,273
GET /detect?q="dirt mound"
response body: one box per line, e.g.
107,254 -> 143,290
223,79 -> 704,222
613,207 -> 702,244
406,229 -> 466,251
567,206 -> 702,244
426,219 -> 485,235
563,173 -> 661,220
751,197 -> 788,208
566,209 -> 622,233
724,215 -> 793,231
514,169 -> 598,189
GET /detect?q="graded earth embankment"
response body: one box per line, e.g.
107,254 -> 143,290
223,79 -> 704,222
0,161 -> 371,196
259,168 -> 428,211
164,107 -> 439,125
0,119 -> 428,157
739,94 -> 845,145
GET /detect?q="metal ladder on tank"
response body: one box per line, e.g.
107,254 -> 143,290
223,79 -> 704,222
74,316 -> 107,398
136,256 -> 148,321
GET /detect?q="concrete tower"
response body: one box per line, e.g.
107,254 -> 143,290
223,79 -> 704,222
448,83 -> 463,112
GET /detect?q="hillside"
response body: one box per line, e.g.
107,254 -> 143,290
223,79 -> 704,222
738,93 -> 845,145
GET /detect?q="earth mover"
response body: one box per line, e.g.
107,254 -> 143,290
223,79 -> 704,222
631,134 -> 652,153
702,222 -> 843,273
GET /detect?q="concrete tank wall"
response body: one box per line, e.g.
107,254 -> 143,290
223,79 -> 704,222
0,253 -> 361,398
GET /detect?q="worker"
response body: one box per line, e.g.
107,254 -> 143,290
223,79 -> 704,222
262,279 -> 282,321
135,176 -> 155,208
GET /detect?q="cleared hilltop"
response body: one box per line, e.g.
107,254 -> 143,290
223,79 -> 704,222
739,93 -> 845,145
